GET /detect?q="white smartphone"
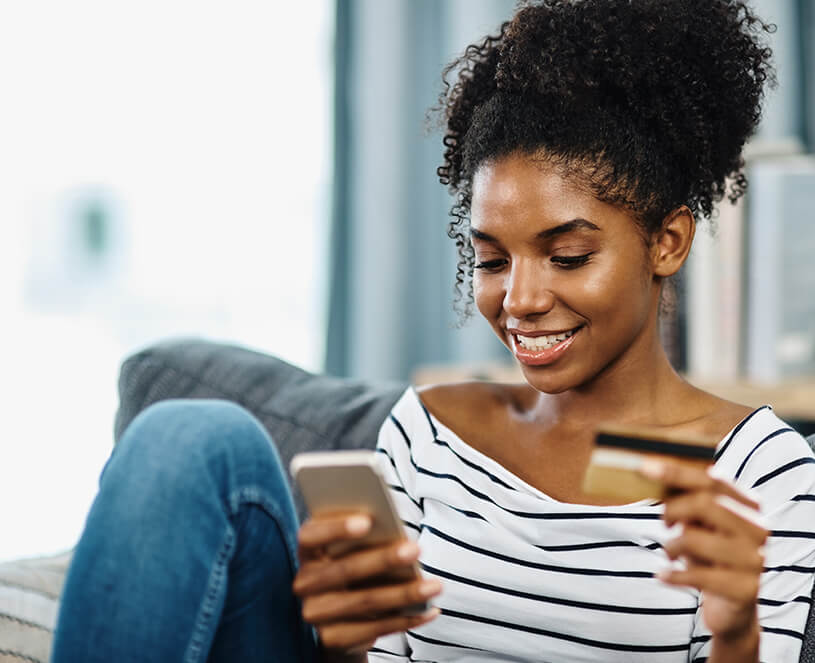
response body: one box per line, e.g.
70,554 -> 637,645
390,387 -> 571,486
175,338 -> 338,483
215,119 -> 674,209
290,449 -> 429,613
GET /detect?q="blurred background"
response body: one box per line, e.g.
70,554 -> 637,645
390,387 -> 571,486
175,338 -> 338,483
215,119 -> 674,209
0,0 -> 812,563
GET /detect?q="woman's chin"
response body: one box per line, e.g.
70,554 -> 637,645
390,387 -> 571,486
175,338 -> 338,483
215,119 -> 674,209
517,367 -> 578,395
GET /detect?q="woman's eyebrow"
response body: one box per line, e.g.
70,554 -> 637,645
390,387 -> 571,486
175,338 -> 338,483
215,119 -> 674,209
538,218 -> 600,239
470,228 -> 497,242
470,218 -> 600,242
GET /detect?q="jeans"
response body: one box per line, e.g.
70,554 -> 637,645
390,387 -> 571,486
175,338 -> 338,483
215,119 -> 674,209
51,399 -> 320,663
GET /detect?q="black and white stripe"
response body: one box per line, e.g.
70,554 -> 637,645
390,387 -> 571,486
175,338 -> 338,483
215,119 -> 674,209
369,389 -> 815,662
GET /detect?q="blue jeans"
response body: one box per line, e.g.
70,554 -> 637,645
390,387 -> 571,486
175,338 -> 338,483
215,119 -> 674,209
52,399 -> 320,663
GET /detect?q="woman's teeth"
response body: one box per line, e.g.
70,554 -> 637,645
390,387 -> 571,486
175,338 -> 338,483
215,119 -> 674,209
516,329 -> 576,351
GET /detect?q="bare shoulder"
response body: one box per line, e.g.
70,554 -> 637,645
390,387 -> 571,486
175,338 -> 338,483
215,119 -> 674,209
416,381 -> 534,435
682,386 -> 757,440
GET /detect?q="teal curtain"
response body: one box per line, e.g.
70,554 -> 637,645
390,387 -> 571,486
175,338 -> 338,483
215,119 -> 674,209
751,0 -> 806,144
802,0 -> 814,149
326,0 -> 516,380
325,0 -> 815,381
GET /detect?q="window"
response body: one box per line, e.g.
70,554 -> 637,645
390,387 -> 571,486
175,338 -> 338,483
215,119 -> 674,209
0,0 -> 333,561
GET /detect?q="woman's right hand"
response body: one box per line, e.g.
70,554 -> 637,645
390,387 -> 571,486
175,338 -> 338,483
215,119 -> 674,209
293,513 -> 442,660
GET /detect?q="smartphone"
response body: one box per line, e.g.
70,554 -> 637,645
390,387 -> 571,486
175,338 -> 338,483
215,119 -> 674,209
290,450 -> 429,613
582,426 -> 716,502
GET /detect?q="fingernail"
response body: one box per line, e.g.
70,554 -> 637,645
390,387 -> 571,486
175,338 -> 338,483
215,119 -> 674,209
397,541 -> 420,560
639,458 -> 664,480
346,515 -> 371,535
706,465 -> 723,478
420,579 -> 442,597
744,487 -> 762,503
714,494 -> 765,526
655,568 -> 671,581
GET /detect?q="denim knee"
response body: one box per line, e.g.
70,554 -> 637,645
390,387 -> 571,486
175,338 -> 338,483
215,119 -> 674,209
55,400 -> 309,663
102,399 -> 294,529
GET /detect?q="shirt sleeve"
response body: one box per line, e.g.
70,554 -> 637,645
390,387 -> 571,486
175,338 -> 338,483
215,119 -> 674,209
368,397 -> 425,662
373,409 -> 424,539
689,426 -> 815,662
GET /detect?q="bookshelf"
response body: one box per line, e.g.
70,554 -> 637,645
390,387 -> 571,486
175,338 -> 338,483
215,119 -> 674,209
685,146 -> 815,382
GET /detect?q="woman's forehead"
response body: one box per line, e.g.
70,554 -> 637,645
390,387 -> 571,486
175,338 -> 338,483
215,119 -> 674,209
469,153 -> 650,243
472,155 -> 608,220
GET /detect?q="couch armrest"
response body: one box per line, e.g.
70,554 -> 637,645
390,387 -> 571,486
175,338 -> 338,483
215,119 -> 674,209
0,551 -> 72,663
114,337 -> 407,519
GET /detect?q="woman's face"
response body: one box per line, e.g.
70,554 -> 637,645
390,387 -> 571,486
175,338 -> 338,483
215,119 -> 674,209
470,153 -> 661,395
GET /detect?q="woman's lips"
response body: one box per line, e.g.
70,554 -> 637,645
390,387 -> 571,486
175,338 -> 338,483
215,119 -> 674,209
510,327 -> 581,366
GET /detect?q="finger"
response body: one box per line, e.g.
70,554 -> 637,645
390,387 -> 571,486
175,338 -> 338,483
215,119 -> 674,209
303,578 -> 443,624
662,492 -> 768,544
640,459 -> 760,510
298,514 -> 372,552
713,494 -> 767,531
656,565 -> 760,604
318,608 -> 440,652
294,540 -> 420,596
663,525 -> 764,572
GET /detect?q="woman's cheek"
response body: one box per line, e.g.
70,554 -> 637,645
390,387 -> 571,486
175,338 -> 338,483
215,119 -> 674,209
581,272 -> 615,311
581,263 -> 643,316
473,274 -> 500,316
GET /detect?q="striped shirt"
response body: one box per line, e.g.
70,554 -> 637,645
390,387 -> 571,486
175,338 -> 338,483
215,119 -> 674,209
369,387 -> 815,663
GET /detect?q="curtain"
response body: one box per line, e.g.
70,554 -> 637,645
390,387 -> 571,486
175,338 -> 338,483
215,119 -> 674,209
326,0 -> 516,380
326,0 -> 814,381
802,0 -> 815,150
751,0 -> 806,145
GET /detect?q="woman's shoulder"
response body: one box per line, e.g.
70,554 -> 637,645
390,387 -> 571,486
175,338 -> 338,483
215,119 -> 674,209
666,383 -> 758,442
718,403 -> 811,455
414,381 -> 535,440
694,391 -> 815,490
379,383 -> 514,459
692,395 -> 756,440
668,387 -> 808,459
416,380 -> 523,411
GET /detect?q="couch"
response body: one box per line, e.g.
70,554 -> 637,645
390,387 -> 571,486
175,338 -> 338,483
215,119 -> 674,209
1,338 -> 814,662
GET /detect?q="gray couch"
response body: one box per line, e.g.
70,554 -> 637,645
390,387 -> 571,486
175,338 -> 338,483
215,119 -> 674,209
1,338 -> 813,662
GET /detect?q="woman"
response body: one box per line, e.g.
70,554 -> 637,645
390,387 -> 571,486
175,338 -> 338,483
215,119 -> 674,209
52,1 -> 814,662
294,1 -> 814,662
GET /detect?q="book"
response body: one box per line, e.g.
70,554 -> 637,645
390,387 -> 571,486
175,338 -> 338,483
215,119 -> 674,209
686,185 -> 746,380
745,155 -> 815,381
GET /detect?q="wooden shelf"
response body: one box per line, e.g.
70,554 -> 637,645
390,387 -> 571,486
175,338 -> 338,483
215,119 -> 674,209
685,377 -> 815,421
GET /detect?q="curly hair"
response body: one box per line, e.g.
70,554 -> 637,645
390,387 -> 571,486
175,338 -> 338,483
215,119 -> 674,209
435,0 -> 775,318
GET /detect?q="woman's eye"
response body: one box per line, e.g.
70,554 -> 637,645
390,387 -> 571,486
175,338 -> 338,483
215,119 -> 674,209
474,259 -> 507,272
551,253 -> 593,269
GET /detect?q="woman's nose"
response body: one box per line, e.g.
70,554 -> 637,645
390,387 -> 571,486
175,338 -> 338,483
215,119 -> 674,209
502,260 -> 556,319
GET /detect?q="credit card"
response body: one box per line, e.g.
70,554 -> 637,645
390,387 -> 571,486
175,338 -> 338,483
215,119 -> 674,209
582,427 -> 717,502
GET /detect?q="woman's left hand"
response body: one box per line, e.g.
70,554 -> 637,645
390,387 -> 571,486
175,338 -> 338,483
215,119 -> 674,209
640,459 -> 769,642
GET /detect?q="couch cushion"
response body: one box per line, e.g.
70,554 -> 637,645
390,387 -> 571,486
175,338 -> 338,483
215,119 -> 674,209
0,340 -> 403,659
0,551 -> 71,663
114,338 -> 407,520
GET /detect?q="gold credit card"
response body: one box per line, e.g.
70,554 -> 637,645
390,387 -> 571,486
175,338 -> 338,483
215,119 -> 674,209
582,427 -> 717,502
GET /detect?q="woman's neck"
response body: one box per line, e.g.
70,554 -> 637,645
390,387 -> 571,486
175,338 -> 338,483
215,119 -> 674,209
530,334 -> 689,432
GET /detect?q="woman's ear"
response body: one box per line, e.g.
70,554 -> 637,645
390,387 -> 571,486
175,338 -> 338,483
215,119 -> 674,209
651,205 -> 695,277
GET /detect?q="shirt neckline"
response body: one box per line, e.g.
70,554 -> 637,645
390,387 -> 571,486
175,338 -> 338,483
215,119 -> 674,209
406,386 -> 771,507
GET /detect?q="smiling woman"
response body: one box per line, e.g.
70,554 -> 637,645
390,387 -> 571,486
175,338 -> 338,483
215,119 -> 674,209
351,1 -> 813,662
469,156 -> 669,392
48,1 -> 815,662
